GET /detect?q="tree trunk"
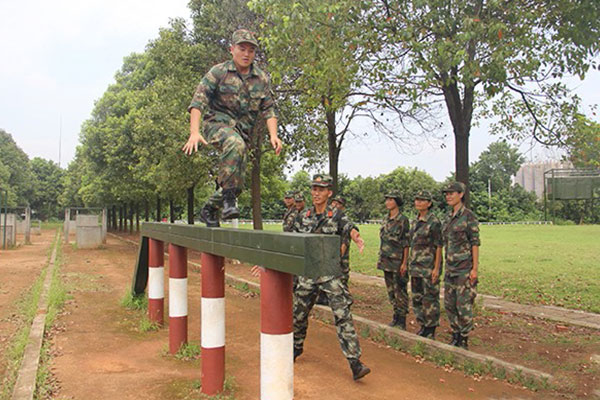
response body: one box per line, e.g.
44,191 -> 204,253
107,208 -> 112,231
169,199 -> 175,223
119,205 -> 123,231
251,123 -> 264,230
129,201 -> 134,234
156,195 -> 161,222
442,80 -> 474,206
124,203 -> 128,232
145,200 -> 149,222
187,186 -> 195,225
112,205 -> 117,231
135,203 -> 140,232
326,109 -> 339,195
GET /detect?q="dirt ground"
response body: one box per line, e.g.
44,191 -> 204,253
39,232 -> 540,400
0,230 -> 55,378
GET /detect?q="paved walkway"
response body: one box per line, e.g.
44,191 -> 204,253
349,272 -> 600,330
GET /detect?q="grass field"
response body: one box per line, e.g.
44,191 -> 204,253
227,222 -> 600,313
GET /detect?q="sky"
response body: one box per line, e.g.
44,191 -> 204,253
1,0 -> 598,182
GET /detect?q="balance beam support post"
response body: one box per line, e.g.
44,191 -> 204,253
169,244 -> 188,354
148,239 -> 164,326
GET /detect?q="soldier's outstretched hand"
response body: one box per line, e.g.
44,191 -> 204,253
270,135 -> 282,155
182,132 -> 208,155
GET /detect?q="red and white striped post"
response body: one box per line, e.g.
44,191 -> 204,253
260,268 -> 294,400
148,239 -> 164,326
201,252 -> 225,396
169,244 -> 188,354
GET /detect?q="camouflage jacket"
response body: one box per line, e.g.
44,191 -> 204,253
442,205 -> 480,277
294,205 -> 348,283
377,212 -> 410,272
188,60 -> 277,140
282,207 -> 298,232
338,211 -> 358,275
408,211 -> 443,278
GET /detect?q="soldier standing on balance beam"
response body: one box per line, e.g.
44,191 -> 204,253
442,182 -> 480,349
293,174 -> 370,381
182,29 -> 282,227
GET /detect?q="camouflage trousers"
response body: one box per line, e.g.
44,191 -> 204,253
293,276 -> 361,360
383,271 -> 409,316
411,276 -> 440,328
205,123 -> 247,205
444,274 -> 477,336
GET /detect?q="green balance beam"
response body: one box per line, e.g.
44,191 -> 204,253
132,222 -> 340,296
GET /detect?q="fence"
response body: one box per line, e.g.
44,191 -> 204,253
132,222 -> 339,399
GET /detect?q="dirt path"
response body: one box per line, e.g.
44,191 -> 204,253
46,235 -> 535,400
0,229 -> 55,378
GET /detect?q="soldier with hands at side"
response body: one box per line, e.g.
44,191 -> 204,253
282,191 -> 297,232
377,192 -> 410,329
292,174 -> 370,381
442,182 -> 480,349
408,190 -> 443,339
183,29 -> 282,227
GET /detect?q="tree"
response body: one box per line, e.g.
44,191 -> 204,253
366,0 -> 600,203
563,113 -> 600,169
0,129 -> 33,206
30,157 -> 64,220
470,141 -> 524,193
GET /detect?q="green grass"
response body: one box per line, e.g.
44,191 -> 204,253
230,222 -> 600,313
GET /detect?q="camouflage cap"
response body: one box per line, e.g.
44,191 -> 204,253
442,182 -> 467,193
284,190 -> 296,199
294,192 -> 305,202
385,191 -> 403,200
311,173 -> 333,188
231,29 -> 258,47
332,196 -> 345,205
414,190 -> 433,201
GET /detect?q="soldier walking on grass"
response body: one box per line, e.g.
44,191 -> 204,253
292,174 -> 370,381
377,191 -> 410,329
282,191 -> 297,232
182,29 -> 282,227
408,190 -> 443,339
442,182 -> 480,349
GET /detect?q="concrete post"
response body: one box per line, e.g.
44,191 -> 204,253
24,206 -> 31,245
260,269 -> 294,400
201,252 -> 225,396
148,239 -> 164,326
169,244 -> 188,354
64,208 -> 70,244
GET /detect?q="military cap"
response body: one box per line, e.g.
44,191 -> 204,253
312,173 -> 333,188
442,181 -> 467,193
231,29 -> 258,47
332,196 -> 345,205
294,192 -> 305,202
414,190 -> 432,201
384,191 -> 403,200
284,190 -> 296,199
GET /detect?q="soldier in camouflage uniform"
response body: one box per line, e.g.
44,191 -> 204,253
408,190 -> 443,339
293,174 -> 370,381
377,191 -> 410,329
441,182 -> 480,350
282,191 -> 297,232
183,29 -> 282,227
294,192 -> 306,214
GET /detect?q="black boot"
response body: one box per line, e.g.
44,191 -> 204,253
448,332 -> 460,346
199,204 -> 220,227
222,189 -> 240,220
349,359 -> 371,381
388,312 -> 399,327
416,325 -> 425,336
457,335 -> 469,350
293,347 -> 303,362
419,326 -> 436,339
396,316 -> 406,330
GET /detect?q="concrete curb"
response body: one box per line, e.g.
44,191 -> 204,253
111,233 -> 554,386
11,231 -> 59,400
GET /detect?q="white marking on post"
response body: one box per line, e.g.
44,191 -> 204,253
148,266 -> 164,299
169,278 -> 188,317
201,297 -> 225,348
260,332 -> 293,400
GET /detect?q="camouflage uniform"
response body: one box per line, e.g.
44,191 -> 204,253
188,44 -> 276,205
442,202 -> 480,337
293,204 -> 362,361
377,212 -> 410,316
339,216 -> 358,288
282,191 -> 298,232
409,210 -> 442,328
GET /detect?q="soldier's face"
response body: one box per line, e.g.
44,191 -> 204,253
445,191 -> 463,207
311,186 -> 331,207
414,198 -> 431,211
284,197 -> 294,207
231,42 -> 256,72
295,201 -> 305,211
384,197 -> 398,210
